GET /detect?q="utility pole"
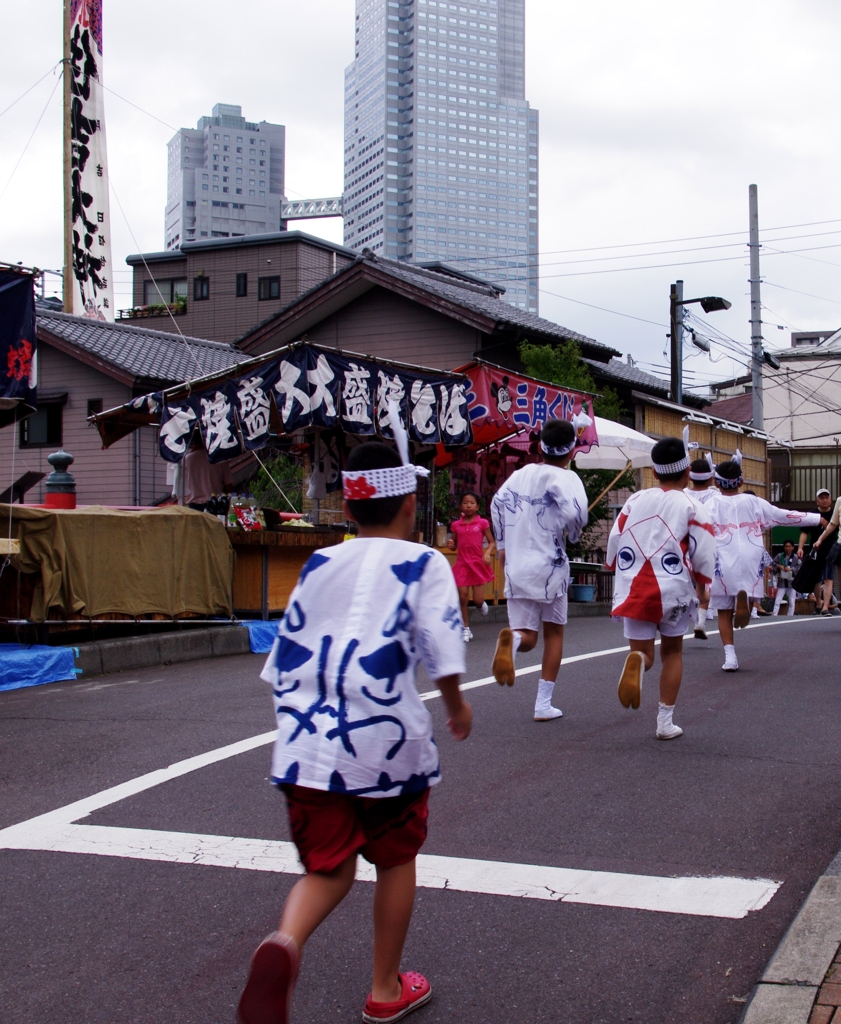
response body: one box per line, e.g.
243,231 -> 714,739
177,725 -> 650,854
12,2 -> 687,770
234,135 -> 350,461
669,279 -> 684,404
749,184 -> 764,430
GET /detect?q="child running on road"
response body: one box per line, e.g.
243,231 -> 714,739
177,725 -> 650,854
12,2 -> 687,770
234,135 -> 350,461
490,417 -> 588,721
707,454 -> 819,671
447,491 -> 496,643
238,440 -> 472,1024
608,435 -> 716,739
685,454 -> 719,640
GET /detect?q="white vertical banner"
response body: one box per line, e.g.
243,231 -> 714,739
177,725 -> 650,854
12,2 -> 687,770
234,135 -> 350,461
67,0 -> 114,321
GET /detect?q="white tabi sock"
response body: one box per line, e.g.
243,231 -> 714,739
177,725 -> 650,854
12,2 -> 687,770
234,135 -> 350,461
696,607 -> 706,629
722,644 -> 738,671
512,631 -> 523,662
657,702 -> 675,729
534,678 -> 563,720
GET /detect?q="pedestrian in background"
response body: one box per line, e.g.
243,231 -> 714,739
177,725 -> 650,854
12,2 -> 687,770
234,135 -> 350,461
771,540 -> 801,617
447,490 -> 495,643
608,435 -> 715,740
805,489 -> 841,616
490,417 -> 588,722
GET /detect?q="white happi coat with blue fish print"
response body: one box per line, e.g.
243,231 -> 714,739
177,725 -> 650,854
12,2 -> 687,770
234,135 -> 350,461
261,538 -> 466,797
491,463 -> 589,601
607,488 -> 716,625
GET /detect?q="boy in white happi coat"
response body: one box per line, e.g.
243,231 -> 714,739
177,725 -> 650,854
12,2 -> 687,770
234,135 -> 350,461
684,453 -> 719,640
607,435 -> 716,740
490,417 -> 588,721
238,440 -> 472,1024
707,454 -> 820,671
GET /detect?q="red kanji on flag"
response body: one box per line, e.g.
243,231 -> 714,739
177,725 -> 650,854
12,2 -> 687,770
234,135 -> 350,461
6,338 -> 33,381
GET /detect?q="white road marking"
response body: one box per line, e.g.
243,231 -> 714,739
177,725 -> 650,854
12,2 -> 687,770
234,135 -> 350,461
3,619 -> 821,919
0,822 -> 780,920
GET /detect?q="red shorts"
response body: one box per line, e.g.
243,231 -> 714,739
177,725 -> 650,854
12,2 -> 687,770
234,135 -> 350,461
281,785 -> 430,874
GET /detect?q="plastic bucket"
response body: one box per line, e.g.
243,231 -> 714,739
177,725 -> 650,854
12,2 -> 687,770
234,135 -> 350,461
570,583 -> 596,602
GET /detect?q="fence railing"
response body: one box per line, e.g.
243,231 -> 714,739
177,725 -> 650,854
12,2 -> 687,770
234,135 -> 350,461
770,465 -> 841,506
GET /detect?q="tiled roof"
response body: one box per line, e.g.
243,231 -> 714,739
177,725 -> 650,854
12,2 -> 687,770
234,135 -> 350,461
36,310 -> 241,384
371,256 -> 620,355
707,393 -> 753,425
583,357 -> 710,409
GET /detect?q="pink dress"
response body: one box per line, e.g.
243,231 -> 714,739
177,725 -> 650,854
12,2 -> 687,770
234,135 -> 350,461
451,516 -> 494,587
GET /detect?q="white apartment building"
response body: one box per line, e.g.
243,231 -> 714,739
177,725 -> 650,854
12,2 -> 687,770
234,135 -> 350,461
165,104 -> 286,251
343,0 -> 539,312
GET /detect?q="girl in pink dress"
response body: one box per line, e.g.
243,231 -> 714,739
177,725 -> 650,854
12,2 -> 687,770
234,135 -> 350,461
447,491 -> 496,642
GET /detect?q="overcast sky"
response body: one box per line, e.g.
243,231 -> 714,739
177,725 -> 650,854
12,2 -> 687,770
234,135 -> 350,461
2,0 -> 841,392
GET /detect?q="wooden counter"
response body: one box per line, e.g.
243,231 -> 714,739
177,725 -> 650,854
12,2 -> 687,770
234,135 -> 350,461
230,526 -> 345,619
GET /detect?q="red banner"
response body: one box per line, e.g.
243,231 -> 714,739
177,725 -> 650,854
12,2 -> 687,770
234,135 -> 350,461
462,361 -> 598,452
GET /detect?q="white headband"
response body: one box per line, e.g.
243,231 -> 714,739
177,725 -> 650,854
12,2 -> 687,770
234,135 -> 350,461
540,439 -> 576,458
342,399 -> 430,500
714,449 -> 743,489
689,451 -> 715,481
652,454 -> 691,475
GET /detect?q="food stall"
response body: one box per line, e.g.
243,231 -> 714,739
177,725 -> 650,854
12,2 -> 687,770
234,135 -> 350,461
89,341 -> 474,618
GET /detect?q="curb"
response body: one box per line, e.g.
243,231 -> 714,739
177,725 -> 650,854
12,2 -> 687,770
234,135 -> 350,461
740,851 -> 841,1024
74,626 -> 253,678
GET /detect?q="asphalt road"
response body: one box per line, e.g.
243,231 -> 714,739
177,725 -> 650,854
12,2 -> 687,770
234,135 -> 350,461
2,613 -> 841,1024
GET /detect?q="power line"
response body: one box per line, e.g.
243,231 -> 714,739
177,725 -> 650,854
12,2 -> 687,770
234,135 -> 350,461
764,281 -> 841,308
537,286 -> 668,328
0,61 -> 63,120
0,69 -> 62,206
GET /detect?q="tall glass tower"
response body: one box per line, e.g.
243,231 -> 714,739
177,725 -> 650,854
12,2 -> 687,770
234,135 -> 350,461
343,0 -> 539,313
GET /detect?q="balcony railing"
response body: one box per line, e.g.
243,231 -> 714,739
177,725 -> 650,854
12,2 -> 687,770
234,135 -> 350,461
116,302 -> 186,321
770,464 -> 841,506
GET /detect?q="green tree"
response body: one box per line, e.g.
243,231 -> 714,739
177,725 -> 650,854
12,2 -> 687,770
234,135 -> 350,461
519,339 -> 634,554
248,453 -> 304,512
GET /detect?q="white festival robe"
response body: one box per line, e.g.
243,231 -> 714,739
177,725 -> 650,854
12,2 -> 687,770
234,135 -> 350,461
491,462 -> 588,601
706,493 -> 820,601
607,488 -> 716,625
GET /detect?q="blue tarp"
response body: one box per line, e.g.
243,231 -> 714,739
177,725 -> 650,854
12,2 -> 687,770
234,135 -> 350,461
243,620 -> 279,654
0,644 -> 78,691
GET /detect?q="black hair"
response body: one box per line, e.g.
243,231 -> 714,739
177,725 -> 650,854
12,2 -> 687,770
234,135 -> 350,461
783,539 -> 794,547
716,460 -> 742,482
344,442 -> 410,527
690,457 -> 712,474
459,490 -> 481,506
540,417 -> 576,459
651,437 -> 689,482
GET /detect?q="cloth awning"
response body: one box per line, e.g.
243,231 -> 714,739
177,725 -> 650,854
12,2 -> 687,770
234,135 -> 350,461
90,341 -> 473,462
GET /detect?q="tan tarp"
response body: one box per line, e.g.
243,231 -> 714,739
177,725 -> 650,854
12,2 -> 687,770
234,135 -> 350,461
1,505 -> 234,621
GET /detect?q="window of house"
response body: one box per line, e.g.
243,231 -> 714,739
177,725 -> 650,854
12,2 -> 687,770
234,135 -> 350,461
194,276 -> 210,300
87,398 -> 103,419
20,402 -> 63,448
258,275 -> 280,300
236,272 -> 248,297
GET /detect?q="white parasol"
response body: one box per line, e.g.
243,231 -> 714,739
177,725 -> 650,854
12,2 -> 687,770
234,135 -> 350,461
573,416 -> 656,510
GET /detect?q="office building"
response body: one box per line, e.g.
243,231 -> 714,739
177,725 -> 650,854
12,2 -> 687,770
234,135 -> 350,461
343,0 -> 539,312
165,104 -> 286,250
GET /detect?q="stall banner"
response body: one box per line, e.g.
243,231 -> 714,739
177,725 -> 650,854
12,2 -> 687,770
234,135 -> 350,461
66,0 -> 114,321
155,346 -> 473,462
0,270 -> 37,419
464,362 -> 598,453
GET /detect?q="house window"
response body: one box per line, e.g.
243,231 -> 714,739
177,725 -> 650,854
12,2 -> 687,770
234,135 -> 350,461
258,275 -> 280,300
144,279 -> 187,304
236,272 -> 247,297
194,276 -> 210,300
20,403 -> 63,448
87,398 -> 103,419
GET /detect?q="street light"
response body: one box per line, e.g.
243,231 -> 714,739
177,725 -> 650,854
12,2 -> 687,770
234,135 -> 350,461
670,280 -> 732,404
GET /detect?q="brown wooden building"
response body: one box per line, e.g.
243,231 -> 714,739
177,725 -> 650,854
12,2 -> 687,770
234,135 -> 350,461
125,231 -> 357,345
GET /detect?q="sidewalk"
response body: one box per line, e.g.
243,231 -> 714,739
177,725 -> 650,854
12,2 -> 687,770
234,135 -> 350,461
741,850 -> 841,1024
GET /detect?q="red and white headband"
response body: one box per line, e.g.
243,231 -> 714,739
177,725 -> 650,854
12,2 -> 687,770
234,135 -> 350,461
342,400 -> 430,500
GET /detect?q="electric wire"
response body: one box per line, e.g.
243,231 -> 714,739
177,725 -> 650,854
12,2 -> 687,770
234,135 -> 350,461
0,61 -> 63,121
764,281 -> 841,308
0,69 -> 62,206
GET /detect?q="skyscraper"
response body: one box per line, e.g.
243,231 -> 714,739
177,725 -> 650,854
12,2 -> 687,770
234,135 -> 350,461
343,0 -> 539,312
165,104 -> 286,250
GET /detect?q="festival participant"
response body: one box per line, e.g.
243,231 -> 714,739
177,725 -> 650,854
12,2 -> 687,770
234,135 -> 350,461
238,440 -> 471,1024
447,491 -> 496,642
490,417 -> 588,722
771,540 -> 801,617
685,453 -> 719,639
707,455 -> 820,672
608,435 -> 716,740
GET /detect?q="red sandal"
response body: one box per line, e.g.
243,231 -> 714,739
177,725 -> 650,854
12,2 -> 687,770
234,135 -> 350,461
237,931 -> 300,1024
362,971 -> 432,1023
